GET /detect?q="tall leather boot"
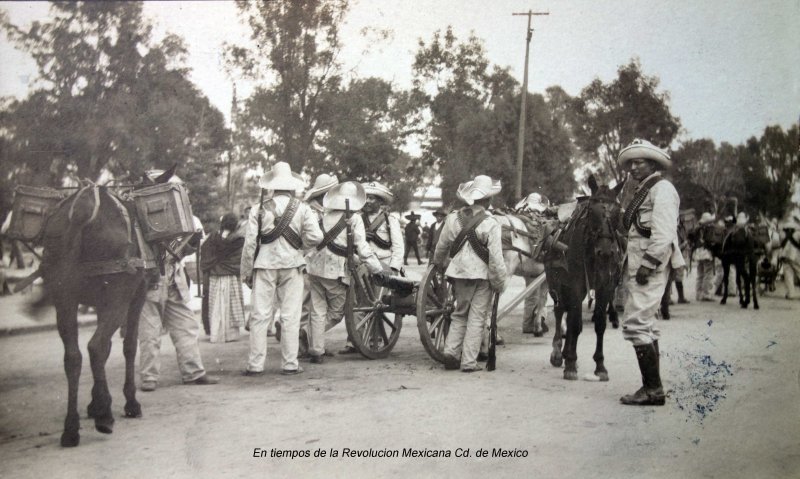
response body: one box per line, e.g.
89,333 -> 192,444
676,281 -> 690,304
620,343 -> 665,406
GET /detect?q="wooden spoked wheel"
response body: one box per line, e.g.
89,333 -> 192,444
416,265 -> 455,363
343,264 -> 404,359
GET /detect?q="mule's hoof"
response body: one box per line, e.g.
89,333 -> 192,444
754,305 -> 760,310
124,401 -> 142,418
550,354 -> 563,367
533,332 -> 544,338
611,321 -> 619,329
563,370 -> 578,381
595,371 -> 609,382
95,415 -> 115,434
720,299 -> 727,305
60,431 -> 80,448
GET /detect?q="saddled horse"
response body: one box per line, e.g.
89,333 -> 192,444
35,169 -> 174,447
718,224 -> 759,309
541,175 -> 625,381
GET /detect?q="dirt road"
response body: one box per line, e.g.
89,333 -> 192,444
0,269 -> 798,478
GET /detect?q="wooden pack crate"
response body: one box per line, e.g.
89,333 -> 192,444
7,186 -> 66,241
131,183 -> 195,242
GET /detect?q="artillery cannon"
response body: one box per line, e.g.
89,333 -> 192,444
342,263 -> 547,363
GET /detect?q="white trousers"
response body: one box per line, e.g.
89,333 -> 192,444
247,267 -> 304,372
307,275 -> 348,356
621,267 -> 669,346
445,278 -> 492,369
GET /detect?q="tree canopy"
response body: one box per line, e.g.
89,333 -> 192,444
0,2 -> 228,224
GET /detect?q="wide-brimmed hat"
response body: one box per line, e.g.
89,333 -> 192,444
456,175 -> 502,205
432,208 -> 447,218
259,162 -> 305,191
698,212 -> 715,225
323,181 -> 367,211
145,169 -> 183,184
304,173 -> 339,201
405,212 -> 421,221
515,192 -> 550,213
618,139 -> 671,169
362,181 -> 394,202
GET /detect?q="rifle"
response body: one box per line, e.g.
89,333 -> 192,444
486,291 -> 500,371
195,241 -> 202,298
345,199 -> 355,277
248,188 -> 265,288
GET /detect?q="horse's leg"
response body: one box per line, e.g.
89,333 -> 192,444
608,287 -> 619,328
550,293 -> 564,367
123,278 -> 146,418
87,296 -> 120,434
720,260 -> 730,305
735,261 -> 746,307
562,293 -> 582,381
56,301 -> 82,447
592,291 -> 610,381
751,257 -> 759,310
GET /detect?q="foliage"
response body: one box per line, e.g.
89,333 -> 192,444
570,59 -> 681,182
226,0 -> 349,174
0,2 -> 228,223
412,27 -> 575,207
671,139 -> 744,213
738,124 -> 799,219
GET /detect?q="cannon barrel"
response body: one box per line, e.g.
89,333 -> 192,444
372,272 -> 418,296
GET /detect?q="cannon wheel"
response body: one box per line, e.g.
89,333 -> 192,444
416,265 -> 455,363
343,264 -> 403,359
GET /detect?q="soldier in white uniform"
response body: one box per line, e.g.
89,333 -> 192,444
138,172 -> 218,392
778,215 -> 800,299
433,175 -> 508,373
241,162 -> 323,376
516,192 -> 554,337
361,181 -> 404,273
617,139 -> 681,406
305,182 -> 383,363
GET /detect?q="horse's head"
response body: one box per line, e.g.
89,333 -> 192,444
585,174 -> 625,261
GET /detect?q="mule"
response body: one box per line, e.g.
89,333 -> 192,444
542,176 -> 625,381
719,225 -> 759,310
37,169 -> 173,447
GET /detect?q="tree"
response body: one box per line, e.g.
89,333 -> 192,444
226,0 -> 349,173
738,124 -> 799,219
412,27 -> 575,206
570,59 -> 681,182
0,3 -> 228,222
671,139 -> 744,213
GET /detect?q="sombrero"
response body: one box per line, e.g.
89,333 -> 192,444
515,192 -> 550,213
362,181 -> 394,202
323,181 -> 367,211
145,169 -> 183,185
618,139 -> 671,169
304,173 -> 339,201
259,162 -> 305,191
405,212 -> 421,221
698,212 -> 715,225
456,175 -> 502,206
432,208 -> 447,218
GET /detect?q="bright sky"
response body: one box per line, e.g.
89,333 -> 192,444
1,0 -> 798,146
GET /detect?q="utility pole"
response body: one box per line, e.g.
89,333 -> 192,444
227,84 -> 238,210
512,9 -> 549,200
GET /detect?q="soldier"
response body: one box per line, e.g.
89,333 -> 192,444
305,182 -> 383,363
426,208 -> 447,262
361,181 -> 404,273
617,139 -> 680,406
692,212 -> 717,301
433,175 -> 508,373
138,172 -> 218,392
241,162 -> 323,376
778,214 -> 800,299
516,192 -> 553,337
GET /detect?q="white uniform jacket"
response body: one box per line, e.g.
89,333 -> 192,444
362,210 -> 404,270
626,172 -> 683,272
306,212 -> 382,281
240,194 -> 323,279
432,205 -> 507,292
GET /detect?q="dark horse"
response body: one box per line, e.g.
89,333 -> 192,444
714,224 -> 759,309
543,175 -> 625,381
37,169 -> 173,447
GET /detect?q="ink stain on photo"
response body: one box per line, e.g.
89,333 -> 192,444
671,350 -> 734,424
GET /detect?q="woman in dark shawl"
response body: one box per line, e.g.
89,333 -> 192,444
201,213 -> 246,342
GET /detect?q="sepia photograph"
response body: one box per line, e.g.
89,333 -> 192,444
0,1 -> 798,477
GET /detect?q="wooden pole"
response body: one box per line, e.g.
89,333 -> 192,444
512,9 -> 549,200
